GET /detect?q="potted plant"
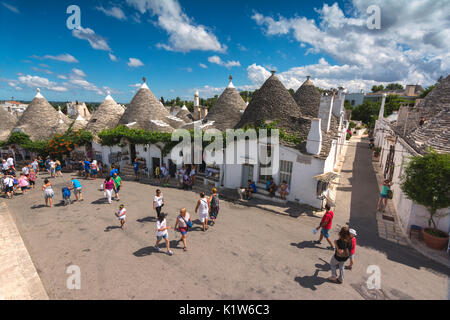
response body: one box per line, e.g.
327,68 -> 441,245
401,150 -> 450,250
373,146 -> 381,158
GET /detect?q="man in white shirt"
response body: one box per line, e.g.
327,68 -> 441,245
22,164 -> 30,176
2,160 -> 9,174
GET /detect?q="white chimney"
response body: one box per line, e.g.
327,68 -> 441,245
318,94 -> 334,132
378,93 -> 387,119
307,118 -> 322,155
194,90 -> 199,107
332,89 -> 345,117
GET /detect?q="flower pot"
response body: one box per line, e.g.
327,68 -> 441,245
422,228 -> 449,250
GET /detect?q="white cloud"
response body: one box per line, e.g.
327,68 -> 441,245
31,67 -> 53,75
71,68 -> 86,78
32,53 -> 78,63
72,26 -> 111,51
96,6 -> 127,20
68,79 -> 103,95
109,53 -> 118,62
208,55 -> 241,68
252,0 -> 450,87
127,58 -> 144,67
199,63 -> 208,69
2,3 -> 19,14
18,75 -> 68,92
57,75 -> 68,80
8,81 -> 22,91
126,0 -> 226,53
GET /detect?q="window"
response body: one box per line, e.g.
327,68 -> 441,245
351,100 -> 355,106
279,160 -> 293,186
258,144 -> 272,184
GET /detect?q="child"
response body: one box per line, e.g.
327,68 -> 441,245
28,169 -> 36,189
155,213 -> 173,255
62,187 -> 71,206
115,204 -> 127,229
346,229 -> 357,270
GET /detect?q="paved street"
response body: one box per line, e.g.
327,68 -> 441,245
4,137 -> 449,299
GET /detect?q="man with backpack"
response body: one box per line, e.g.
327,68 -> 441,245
209,188 -> 220,226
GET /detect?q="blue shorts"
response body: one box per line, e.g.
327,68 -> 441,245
157,234 -> 168,241
380,193 -> 388,199
321,228 -> 330,238
85,169 -> 90,174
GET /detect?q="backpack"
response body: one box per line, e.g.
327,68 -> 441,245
62,187 -> 71,198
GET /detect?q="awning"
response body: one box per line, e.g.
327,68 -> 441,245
313,172 -> 340,182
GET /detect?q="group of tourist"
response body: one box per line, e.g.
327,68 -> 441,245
313,204 -> 358,284
1,156 -> 39,199
177,165 -> 196,190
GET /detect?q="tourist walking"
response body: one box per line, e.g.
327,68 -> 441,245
153,189 -> 164,218
28,169 -> 36,189
195,192 -> 210,231
112,172 -> 122,201
3,174 -> 14,199
6,155 -> 14,171
22,163 -> 30,178
155,213 -> 173,255
376,179 -> 393,212
2,159 -> 9,175
83,158 -> 91,179
174,208 -> 192,252
42,179 -> 54,207
160,163 -> 170,186
178,165 -> 186,188
49,159 -> 56,178
103,176 -> 115,204
328,226 -> 353,284
55,160 -> 63,177
18,173 -> 30,194
91,160 -> 99,179
314,204 -> 335,249
70,177 -> 83,202
346,229 -> 357,270
115,204 -> 127,229
209,188 -> 220,226
31,158 -> 39,174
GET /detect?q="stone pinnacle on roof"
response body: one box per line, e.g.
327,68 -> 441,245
227,75 -> 235,88
35,87 -> 44,99
204,75 -> 247,131
294,76 -> 321,118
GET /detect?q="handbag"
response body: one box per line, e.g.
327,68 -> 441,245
388,190 -> 393,199
180,215 -> 192,229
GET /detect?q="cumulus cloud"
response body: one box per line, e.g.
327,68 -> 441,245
252,0 -> 450,87
71,68 -> 86,78
208,55 -> 241,68
31,67 -> 53,75
109,53 -> 118,62
96,6 -> 127,20
68,78 -> 104,95
18,75 -> 68,92
72,26 -> 111,51
127,58 -> 144,67
126,0 -> 226,53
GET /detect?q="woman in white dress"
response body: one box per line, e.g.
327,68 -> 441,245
195,192 -> 210,231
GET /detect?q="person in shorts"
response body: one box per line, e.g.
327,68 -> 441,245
70,177 -> 83,202
91,160 -> 99,179
174,208 -> 191,252
377,179 -> 393,212
195,192 -> 209,232
153,189 -> 164,218
112,172 -> 122,201
83,158 -> 91,179
155,213 -> 173,255
3,174 -> 14,199
315,204 -> 335,249
115,204 -> 127,229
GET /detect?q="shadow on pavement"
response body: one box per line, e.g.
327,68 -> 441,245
137,216 -> 156,223
347,137 -> 449,274
133,246 -> 158,257
290,241 -> 331,251
294,259 -> 330,291
104,226 -> 121,232
91,198 -> 108,205
30,204 -> 46,209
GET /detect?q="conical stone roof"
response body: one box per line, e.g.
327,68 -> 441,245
14,89 -> 71,141
119,78 -> 172,131
294,76 -> 321,118
0,107 -> 18,140
205,76 -> 247,131
87,93 -> 125,135
235,73 -> 303,134
176,108 -> 194,123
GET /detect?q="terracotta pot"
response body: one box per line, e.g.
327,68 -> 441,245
422,228 -> 449,250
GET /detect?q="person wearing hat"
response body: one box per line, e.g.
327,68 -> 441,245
115,204 -> 127,229
346,229 -> 357,270
155,212 -> 173,255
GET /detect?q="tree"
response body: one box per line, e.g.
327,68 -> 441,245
384,94 -> 412,115
401,150 -> 450,231
288,88 -> 295,97
420,84 -> 435,98
351,100 -> 380,127
385,83 -> 404,91
371,85 -> 384,92
344,100 -> 352,110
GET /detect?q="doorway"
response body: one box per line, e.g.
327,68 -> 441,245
130,144 -> 137,163
241,164 -> 254,187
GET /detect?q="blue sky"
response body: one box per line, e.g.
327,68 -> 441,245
1,0 -> 449,103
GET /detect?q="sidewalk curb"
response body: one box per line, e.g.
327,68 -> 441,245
0,200 -> 49,300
